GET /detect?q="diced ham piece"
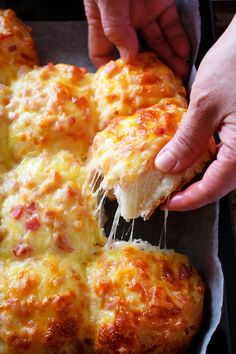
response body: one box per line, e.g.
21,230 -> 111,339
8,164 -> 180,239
13,240 -> 32,258
25,202 -> 37,215
0,33 -> 13,40
25,216 -> 41,231
11,205 -> 24,219
8,44 -> 16,52
55,233 -> 73,252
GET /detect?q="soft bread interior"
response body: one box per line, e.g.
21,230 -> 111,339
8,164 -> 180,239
114,149 -> 213,220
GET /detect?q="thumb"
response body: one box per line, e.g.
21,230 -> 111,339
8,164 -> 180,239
155,97 -> 217,173
97,0 -> 139,62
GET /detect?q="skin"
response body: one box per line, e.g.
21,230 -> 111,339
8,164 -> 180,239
84,0 -> 190,77
155,15 -> 236,211
84,0 -> 236,211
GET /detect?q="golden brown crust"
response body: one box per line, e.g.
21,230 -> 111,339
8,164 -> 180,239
0,9 -> 38,84
0,255 -> 95,353
87,243 -> 205,354
88,98 -> 188,189
94,53 -> 186,129
0,151 -> 105,260
7,63 -> 98,162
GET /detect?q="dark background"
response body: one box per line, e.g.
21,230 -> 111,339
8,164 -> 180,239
0,0 -> 86,20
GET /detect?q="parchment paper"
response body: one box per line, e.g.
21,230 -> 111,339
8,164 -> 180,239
28,2 -> 223,352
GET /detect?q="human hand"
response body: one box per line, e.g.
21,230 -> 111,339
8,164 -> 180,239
84,0 -> 190,77
155,15 -> 236,211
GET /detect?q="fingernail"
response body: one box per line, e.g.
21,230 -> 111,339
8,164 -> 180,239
155,151 -> 177,173
168,194 -> 183,203
161,194 -> 184,210
118,47 -> 129,62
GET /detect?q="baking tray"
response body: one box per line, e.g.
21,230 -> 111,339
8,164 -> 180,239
1,0 -> 236,353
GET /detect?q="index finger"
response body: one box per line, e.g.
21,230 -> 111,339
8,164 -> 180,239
84,0 -> 114,67
97,0 -> 139,62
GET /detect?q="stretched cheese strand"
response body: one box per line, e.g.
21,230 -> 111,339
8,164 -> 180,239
164,209 -> 169,249
95,189 -> 107,222
158,208 -> 169,249
122,222 -> 132,240
89,171 -> 101,193
128,219 -> 135,242
106,205 -> 120,247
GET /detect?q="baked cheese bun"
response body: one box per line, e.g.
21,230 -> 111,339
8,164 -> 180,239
0,9 -> 38,84
7,64 -> 98,161
0,151 -> 105,260
87,242 -> 205,354
0,255 -> 95,354
88,98 -> 216,219
93,52 -> 186,129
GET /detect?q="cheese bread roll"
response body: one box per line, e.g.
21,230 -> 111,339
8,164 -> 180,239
88,98 -> 215,220
0,9 -> 38,84
0,151 -> 105,260
7,63 -> 98,161
0,255 -> 95,354
94,52 -> 186,129
87,242 -> 205,354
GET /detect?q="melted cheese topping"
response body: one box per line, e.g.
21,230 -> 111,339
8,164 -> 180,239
88,97 -> 187,189
0,9 -> 38,84
0,254 -> 95,353
0,151 -> 105,260
87,242 -> 205,354
7,64 -> 98,161
94,52 -> 186,129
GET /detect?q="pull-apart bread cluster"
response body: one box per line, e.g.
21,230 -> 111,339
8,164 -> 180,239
0,9 -> 214,354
